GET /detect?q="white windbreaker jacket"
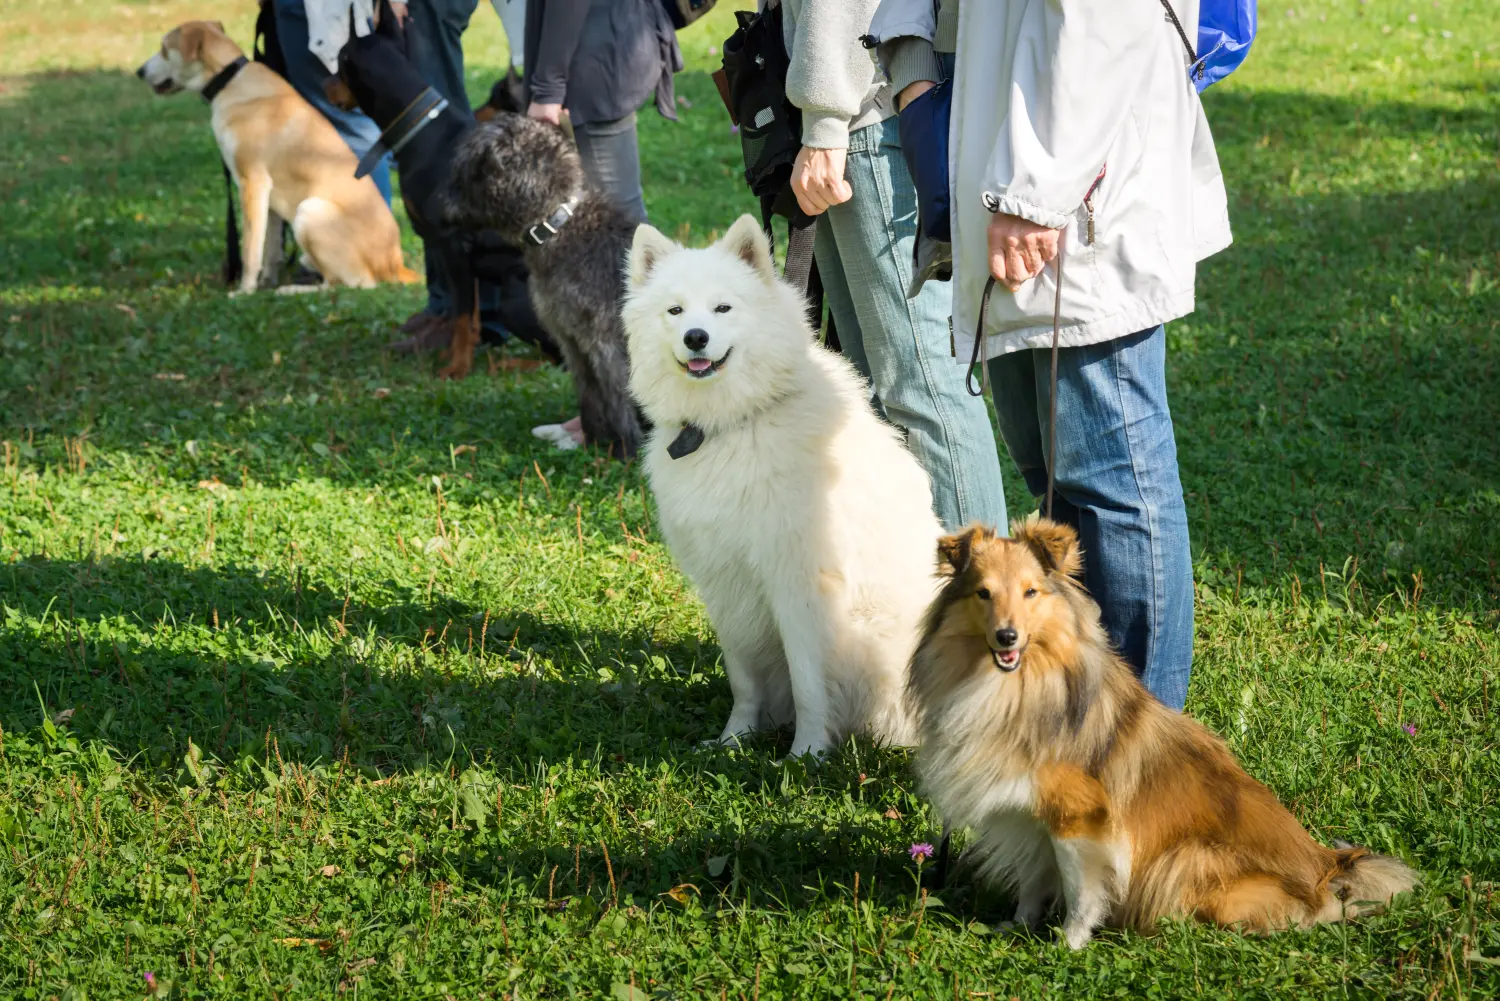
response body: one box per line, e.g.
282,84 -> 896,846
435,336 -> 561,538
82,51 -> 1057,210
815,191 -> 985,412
869,0 -> 1233,362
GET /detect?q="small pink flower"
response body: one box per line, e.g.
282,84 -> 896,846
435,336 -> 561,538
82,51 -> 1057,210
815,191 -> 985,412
144,972 -> 157,990
1403,723 -> 1417,736
909,842 -> 934,862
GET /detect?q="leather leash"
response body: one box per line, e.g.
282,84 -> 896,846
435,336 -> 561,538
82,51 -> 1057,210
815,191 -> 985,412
965,238 -> 1066,519
1045,240 -> 1063,521
934,238 -> 1066,895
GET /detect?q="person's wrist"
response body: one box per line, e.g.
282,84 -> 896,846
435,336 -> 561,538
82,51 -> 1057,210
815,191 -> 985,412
800,111 -> 850,152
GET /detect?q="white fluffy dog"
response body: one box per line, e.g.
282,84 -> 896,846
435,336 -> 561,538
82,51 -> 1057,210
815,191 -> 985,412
622,215 -> 944,757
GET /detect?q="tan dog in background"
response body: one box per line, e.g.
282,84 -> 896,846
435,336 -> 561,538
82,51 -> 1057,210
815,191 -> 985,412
908,517 -> 1417,947
137,21 -> 417,293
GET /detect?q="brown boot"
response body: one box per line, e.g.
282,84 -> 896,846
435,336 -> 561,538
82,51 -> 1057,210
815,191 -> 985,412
399,309 -> 434,334
387,312 -> 452,354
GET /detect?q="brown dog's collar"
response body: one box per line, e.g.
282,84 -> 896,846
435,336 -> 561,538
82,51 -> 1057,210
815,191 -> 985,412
201,56 -> 248,104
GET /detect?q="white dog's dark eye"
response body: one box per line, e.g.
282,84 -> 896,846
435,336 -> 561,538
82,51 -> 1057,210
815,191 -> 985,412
975,588 -> 991,600
714,303 -> 732,313
667,305 -> 683,316
1024,588 -> 1038,598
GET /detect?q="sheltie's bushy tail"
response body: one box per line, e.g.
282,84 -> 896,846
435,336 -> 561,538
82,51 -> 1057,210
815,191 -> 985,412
1326,844 -> 1419,919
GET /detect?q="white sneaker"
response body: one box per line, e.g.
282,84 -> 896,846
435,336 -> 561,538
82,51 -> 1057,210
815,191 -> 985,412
531,423 -> 581,451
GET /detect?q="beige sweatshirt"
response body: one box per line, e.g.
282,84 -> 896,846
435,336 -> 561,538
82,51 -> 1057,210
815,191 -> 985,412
771,0 -> 893,149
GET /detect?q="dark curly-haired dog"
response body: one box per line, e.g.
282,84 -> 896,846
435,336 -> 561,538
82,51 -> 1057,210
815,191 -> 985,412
445,114 -> 644,459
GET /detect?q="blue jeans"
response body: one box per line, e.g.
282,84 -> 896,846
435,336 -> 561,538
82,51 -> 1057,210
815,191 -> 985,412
986,326 -> 1193,710
815,116 -> 1008,533
272,0 -> 392,205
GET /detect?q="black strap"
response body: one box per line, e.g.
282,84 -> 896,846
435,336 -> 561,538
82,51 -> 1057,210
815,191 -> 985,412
221,162 -> 242,287
783,220 -> 817,302
355,86 -> 448,178
253,2 -> 289,78
200,56 -> 248,104
965,277 -> 995,399
1159,0 -> 1203,80
762,191 -> 826,339
1045,242 -> 1064,520
967,244 -> 1065,519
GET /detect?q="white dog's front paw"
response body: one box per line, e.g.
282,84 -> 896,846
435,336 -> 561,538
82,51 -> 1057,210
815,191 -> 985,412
702,729 -> 748,750
786,732 -> 831,760
1062,921 -> 1095,950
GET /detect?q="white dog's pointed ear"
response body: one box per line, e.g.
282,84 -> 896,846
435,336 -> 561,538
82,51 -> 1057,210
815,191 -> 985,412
719,214 -> 775,284
627,224 -> 677,287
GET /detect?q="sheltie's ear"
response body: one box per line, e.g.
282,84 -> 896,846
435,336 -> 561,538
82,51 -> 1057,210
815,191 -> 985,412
936,524 -> 990,577
1011,515 -> 1083,579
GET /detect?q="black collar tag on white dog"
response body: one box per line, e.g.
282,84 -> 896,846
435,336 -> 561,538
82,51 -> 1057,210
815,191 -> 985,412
200,56 -> 248,104
667,423 -> 705,460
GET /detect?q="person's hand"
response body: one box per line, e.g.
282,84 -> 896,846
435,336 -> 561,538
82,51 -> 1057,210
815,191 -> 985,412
389,2 -> 408,23
791,146 -> 852,216
896,79 -> 935,112
527,102 -> 563,126
987,213 -> 1062,292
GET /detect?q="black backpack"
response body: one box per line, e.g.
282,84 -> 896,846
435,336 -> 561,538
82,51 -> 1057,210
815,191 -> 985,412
661,0 -> 716,30
718,3 -> 835,345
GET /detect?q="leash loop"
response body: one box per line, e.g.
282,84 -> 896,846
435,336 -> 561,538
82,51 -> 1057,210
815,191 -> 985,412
964,276 -> 995,398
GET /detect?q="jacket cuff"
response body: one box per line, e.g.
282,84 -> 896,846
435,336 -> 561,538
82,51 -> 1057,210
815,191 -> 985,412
801,111 -> 851,150
885,37 -> 942,98
528,78 -> 567,106
984,191 -> 1070,230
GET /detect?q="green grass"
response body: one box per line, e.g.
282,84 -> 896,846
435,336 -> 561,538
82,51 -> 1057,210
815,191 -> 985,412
1,1 -> 1498,997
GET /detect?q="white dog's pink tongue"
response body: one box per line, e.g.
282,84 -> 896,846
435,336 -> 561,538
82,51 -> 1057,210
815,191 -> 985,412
687,358 -> 712,373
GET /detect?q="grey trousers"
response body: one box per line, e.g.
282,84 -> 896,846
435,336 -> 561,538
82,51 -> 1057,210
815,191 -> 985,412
574,112 -> 648,224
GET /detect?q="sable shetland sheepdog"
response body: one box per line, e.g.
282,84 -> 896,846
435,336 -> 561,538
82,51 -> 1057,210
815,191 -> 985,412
908,517 -> 1417,948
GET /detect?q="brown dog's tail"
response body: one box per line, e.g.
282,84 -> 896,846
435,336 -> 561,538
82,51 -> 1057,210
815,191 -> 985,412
1325,844 -> 1419,919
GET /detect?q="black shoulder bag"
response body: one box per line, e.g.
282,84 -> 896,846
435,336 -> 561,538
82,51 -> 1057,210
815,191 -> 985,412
716,3 -> 836,348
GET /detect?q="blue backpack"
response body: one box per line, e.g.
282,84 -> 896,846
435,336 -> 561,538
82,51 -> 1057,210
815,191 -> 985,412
1163,0 -> 1258,92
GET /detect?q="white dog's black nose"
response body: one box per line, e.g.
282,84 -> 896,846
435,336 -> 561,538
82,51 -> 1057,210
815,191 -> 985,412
995,627 -> 1018,648
683,328 -> 709,351
136,65 -> 146,79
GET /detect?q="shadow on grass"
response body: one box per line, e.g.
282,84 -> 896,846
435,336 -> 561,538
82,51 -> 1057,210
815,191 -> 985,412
0,554 -> 731,775
0,552 -> 963,910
